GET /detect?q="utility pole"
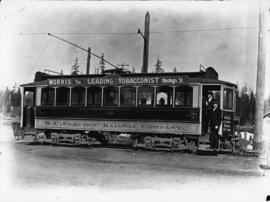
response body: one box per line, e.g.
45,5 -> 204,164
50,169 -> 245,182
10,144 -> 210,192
254,0 -> 267,151
140,12 -> 150,73
86,47 -> 91,75
100,53 -> 105,74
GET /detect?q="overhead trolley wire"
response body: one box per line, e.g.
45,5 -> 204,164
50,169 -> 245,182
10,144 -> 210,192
48,33 -> 120,69
13,26 -> 259,36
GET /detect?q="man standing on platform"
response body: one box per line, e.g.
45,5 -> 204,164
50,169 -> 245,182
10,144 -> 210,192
209,100 -> 222,150
203,91 -> 214,133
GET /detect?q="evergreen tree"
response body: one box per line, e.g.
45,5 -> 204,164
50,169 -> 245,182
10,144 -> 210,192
154,56 -> 164,73
235,85 -> 241,116
239,84 -> 249,125
10,87 -> 21,107
248,90 -> 255,124
71,57 -> 80,75
0,90 -> 3,108
236,84 -> 256,125
173,67 -> 177,73
3,87 -> 11,113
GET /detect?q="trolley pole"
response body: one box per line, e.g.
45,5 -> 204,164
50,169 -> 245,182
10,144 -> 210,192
254,0 -> 267,152
86,47 -> 91,75
48,33 -> 119,70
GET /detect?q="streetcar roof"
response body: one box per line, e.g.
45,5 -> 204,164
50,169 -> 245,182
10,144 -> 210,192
21,80 -> 48,87
21,72 -> 237,88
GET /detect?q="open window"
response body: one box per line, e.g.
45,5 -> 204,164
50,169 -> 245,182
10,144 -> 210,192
175,86 -> 193,106
156,86 -> 173,107
71,87 -> 85,106
120,86 -> 136,107
87,86 -> 102,106
103,86 -> 118,106
202,85 -> 221,105
56,87 -> 70,106
138,86 -> 154,106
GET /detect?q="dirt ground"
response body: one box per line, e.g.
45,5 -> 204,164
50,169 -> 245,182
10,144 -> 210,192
1,114 -> 270,202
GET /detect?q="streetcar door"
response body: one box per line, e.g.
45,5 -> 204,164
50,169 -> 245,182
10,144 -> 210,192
22,87 -> 36,128
202,85 -> 221,103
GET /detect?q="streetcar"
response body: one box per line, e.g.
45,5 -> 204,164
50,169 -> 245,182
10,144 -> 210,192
20,67 -> 237,151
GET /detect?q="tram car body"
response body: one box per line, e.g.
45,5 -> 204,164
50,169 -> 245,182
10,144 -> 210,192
20,67 -> 237,150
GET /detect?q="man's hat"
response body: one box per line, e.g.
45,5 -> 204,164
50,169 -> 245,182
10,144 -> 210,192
208,91 -> 213,96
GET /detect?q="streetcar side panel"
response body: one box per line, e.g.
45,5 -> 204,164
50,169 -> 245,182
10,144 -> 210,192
34,82 -> 202,136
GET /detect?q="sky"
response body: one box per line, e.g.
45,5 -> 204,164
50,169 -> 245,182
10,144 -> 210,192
0,1 -> 267,94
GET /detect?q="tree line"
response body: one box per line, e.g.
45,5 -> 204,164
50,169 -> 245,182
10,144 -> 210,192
0,84 -> 21,117
235,84 -> 256,125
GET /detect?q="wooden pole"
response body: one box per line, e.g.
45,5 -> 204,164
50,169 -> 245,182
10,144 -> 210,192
254,0 -> 267,151
142,12 -> 150,73
86,47 -> 91,75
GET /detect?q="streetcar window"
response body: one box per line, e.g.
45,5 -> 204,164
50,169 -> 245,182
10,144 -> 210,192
71,87 -> 85,106
25,91 -> 34,107
87,86 -> 101,106
56,87 -> 70,106
120,86 -> 136,106
156,86 -> 173,106
103,86 -> 118,106
223,88 -> 233,110
41,87 -> 54,106
138,86 -> 154,106
175,86 -> 193,106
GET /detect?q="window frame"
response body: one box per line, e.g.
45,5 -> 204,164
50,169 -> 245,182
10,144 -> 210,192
41,87 -> 55,106
87,86 -> 102,107
120,86 -> 136,107
55,87 -> 70,106
223,87 -> 234,111
103,86 -> 119,107
174,85 -> 193,107
137,86 -> 155,107
156,85 -> 173,107
71,87 -> 85,106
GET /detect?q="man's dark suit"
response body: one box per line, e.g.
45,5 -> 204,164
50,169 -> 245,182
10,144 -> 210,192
206,98 -> 214,121
203,97 -> 214,133
209,106 -> 222,149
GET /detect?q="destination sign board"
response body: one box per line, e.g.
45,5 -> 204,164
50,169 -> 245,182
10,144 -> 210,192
48,74 -> 188,87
